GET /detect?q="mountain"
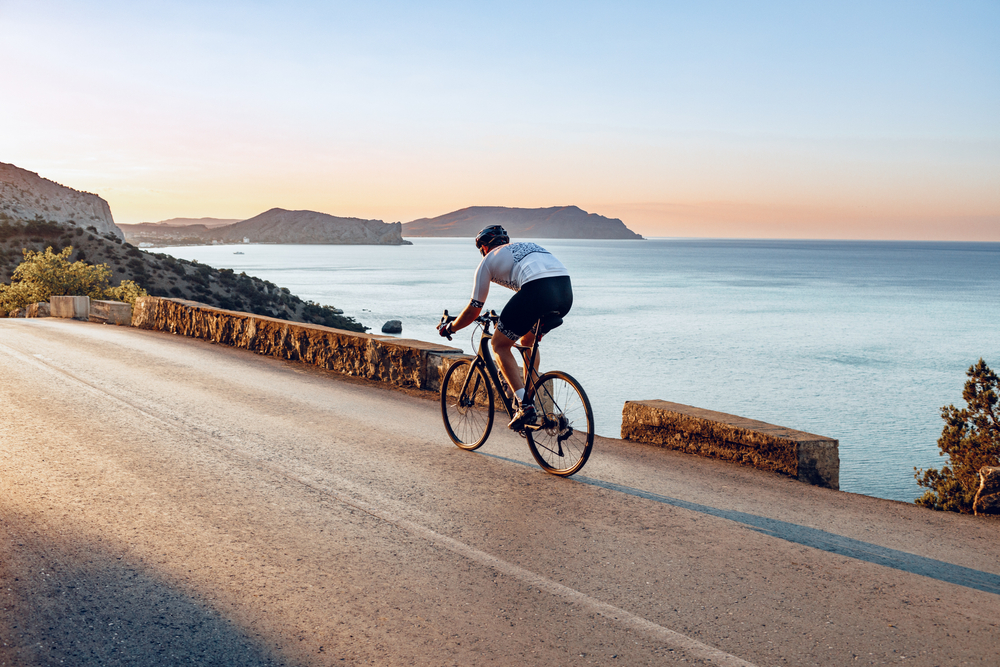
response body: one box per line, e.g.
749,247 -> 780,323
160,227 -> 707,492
120,209 -> 411,246
134,217 -> 241,227
211,208 -> 410,245
119,222 -> 217,245
402,205 -> 643,240
0,161 -> 123,240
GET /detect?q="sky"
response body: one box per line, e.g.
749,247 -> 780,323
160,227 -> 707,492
1,0 -> 998,240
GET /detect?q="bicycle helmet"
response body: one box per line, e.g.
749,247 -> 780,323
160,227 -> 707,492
474,225 -> 509,251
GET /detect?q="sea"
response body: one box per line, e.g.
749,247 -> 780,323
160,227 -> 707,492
158,238 -> 1000,503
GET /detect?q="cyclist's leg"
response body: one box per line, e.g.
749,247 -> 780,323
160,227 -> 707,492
491,328 -> 525,394
496,276 -> 573,399
517,330 -> 539,389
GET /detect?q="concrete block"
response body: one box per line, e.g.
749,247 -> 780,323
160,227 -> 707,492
89,300 -> 133,325
50,296 -> 90,320
622,400 -> 839,489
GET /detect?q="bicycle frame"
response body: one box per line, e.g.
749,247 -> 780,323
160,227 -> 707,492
460,312 -> 543,421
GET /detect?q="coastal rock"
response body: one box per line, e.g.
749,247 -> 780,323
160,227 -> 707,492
0,161 -> 123,240
974,466 -> 1000,516
381,320 -> 402,334
402,205 -> 643,240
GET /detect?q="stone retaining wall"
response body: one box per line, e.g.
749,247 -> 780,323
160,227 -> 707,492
621,400 -> 839,489
131,296 -> 466,390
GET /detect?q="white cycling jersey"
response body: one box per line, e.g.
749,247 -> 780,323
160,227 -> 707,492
470,242 -> 569,307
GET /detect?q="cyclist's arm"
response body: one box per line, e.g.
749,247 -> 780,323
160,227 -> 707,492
449,300 -> 482,333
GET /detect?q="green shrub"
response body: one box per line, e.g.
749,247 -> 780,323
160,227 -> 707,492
0,245 -> 149,312
915,359 -> 1000,513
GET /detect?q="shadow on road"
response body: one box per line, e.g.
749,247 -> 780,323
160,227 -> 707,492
0,511 -> 296,667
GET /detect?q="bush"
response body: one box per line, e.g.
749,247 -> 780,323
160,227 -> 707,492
915,359 -> 1000,512
104,279 -> 148,305
0,245 -> 149,312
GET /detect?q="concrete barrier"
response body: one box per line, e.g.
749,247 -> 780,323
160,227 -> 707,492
621,400 -> 839,489
89,299 -> 132,325
50,296 -> 90,320
131,296 -> 465,390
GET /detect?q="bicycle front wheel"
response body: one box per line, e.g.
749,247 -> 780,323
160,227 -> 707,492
526,371 -> 594,476
440,358 -> 494,450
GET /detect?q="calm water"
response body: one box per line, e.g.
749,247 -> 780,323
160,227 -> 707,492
159,238 -> 1000,503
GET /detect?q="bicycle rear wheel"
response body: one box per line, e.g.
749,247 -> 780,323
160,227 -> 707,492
441,358 -> 494,450
526,371 -> 594,476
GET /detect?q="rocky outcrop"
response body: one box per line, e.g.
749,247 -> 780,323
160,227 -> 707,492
0,162 -> 123,240
621,400 -> 840,489
214,209 -> 410,245
132,297 -> 460,389
402,205 -> 643,240
381,320 -> 402,334
119,209 -> 411,246
974,467 -> 1000,516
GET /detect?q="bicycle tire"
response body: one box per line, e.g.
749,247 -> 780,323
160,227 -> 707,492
441,358 -> 494,450
525,371 -> 594,476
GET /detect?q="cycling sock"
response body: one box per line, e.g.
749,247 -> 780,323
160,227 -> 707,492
514,388 -> 526,403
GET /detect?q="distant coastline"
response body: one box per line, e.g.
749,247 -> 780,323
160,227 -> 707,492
121,205 -> 643,247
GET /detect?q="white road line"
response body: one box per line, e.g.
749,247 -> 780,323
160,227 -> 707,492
3,340 -> 758,667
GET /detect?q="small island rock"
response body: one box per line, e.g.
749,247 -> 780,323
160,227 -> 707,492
381,320 -> 402,334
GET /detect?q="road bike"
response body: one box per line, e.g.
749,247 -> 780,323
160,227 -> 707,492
438,309 -> 594,477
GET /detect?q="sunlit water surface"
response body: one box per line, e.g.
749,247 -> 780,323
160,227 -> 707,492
159,238 -> 1000,503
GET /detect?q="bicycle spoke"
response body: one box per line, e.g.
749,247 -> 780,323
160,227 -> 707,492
526,371 -> 594,476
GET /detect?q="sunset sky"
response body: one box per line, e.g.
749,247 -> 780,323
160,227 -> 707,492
2,1 -> 997,240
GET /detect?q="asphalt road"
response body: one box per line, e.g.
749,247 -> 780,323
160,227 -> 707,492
2,318 -> 999,666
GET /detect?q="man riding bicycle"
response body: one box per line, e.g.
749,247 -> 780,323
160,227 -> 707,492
438,225 -> 573,430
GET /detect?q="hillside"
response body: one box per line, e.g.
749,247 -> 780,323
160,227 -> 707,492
0,161 -> 123,240
0,163 -> 365,330
120,209 -> 411,246
402,206 -> 643,240
0,222 -> 366,331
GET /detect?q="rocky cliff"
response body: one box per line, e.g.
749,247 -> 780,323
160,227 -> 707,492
0,162 -> 123,240
402,205 -> 643,240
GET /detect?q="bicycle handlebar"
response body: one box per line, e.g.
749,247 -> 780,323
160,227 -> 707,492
439,310 -> 457,340
438,309 -> 499,341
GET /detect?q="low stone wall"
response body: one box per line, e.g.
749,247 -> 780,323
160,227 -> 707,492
621,400 -> 839,489
131,296 -> 466,390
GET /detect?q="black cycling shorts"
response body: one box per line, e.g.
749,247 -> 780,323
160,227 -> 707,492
497,275 -> 573,341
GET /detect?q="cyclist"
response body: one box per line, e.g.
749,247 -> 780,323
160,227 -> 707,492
438,225 -> 573,430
